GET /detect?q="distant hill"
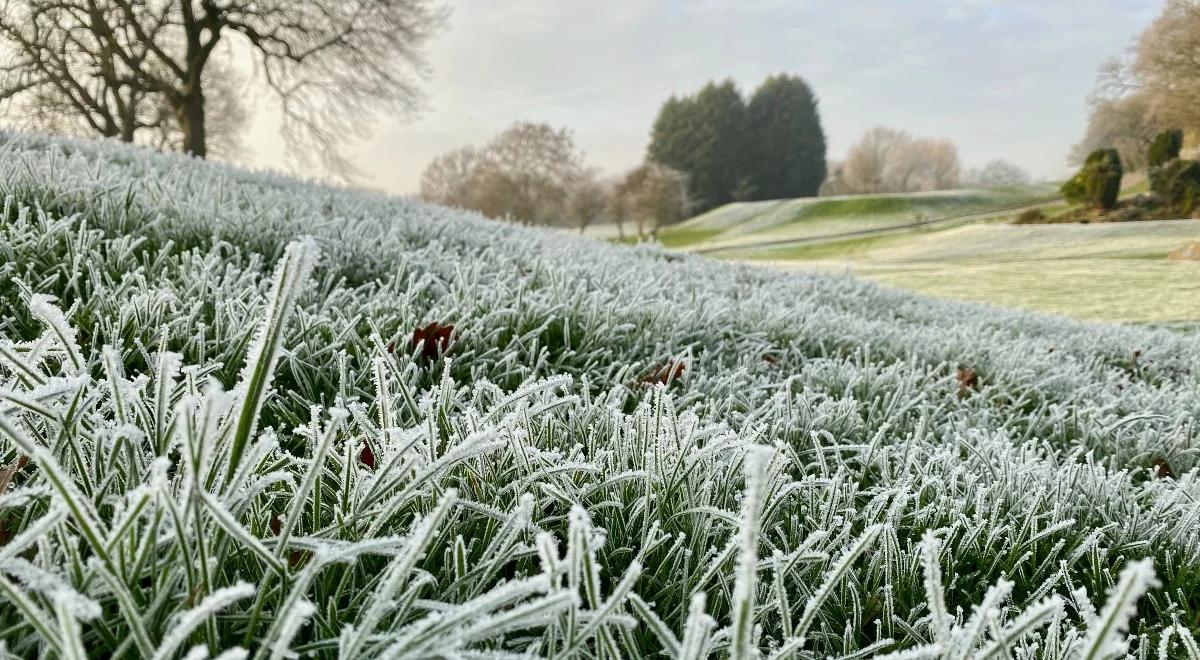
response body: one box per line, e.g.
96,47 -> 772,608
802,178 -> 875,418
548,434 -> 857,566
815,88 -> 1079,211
659,184 -> 1059,252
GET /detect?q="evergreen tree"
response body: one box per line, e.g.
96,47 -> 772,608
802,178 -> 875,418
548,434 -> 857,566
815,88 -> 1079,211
648,80 -> 748,213
746,74 -> 827,200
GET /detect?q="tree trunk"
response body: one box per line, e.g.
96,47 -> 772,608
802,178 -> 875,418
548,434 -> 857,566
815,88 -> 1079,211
179,92 -> 207,158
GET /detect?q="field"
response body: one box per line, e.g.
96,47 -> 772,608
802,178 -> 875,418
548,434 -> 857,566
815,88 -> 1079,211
735,219 -> 1200,325
657,185 -> 1059,251
1,131 -> 1199,658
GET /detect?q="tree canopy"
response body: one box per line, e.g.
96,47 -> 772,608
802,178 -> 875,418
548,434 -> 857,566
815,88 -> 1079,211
746,74 -> 827,200
647,74 -> 826,213
0,0 -> 445,171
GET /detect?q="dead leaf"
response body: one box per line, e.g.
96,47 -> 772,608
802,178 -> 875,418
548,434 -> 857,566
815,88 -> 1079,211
411,322 -> 455,362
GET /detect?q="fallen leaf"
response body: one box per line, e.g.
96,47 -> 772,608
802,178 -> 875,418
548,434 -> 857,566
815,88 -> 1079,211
360,442 -> 377,470
956,368 -> 978,395
411,322 -> 455,362
643,362 -> 686,386
1152,457 -> 1174,479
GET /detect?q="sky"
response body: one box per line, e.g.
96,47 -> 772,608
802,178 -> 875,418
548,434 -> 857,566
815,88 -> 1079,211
241,0 -> 1163,195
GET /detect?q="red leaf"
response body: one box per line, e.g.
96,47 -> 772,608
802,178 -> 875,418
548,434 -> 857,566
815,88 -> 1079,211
411,322 -> 455,362
643,362 -> 686,386
360,442 -> 377,470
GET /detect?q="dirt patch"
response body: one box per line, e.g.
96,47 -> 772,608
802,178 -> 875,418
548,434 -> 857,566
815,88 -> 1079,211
1168,241 -> 1200,261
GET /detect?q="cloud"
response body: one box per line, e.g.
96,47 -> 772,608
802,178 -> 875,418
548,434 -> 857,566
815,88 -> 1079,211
242,0 -> 1159,193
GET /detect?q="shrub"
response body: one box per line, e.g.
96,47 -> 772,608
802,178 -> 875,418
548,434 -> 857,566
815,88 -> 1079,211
1149,129 -> 1184,193
1061,148 -> 1122,209
1014,208 -> 1046,224
1158,158 -> 1200,217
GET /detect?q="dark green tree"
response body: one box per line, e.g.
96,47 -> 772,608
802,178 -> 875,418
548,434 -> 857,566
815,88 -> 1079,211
1148,128 -> 1184,193
1061,148 -> 1122,210
746,74 -> 827,200
648,80 -> 748,213
1148,129 -> 1183,168
1157,158 -> 1200,217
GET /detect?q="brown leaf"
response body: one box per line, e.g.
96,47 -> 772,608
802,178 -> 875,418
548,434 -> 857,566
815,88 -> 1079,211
0,455 -> 30,498
289,550 -> 311,568
411,322 -> 455,362
1152,457 -> 1174,479
270,515 -> 282,536
643,362 -> 686,386
956,368 -> 978,395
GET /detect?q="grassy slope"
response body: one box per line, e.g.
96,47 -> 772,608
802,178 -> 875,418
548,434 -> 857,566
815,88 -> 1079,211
659,184 -> 1058,250
676,182 -> 1200,324
0,132 -> 1198,657
741,219 -> 1200,324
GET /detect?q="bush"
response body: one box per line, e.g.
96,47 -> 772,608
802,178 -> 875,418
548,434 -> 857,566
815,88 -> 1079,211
1061,148 -> 1122,209
1149,129 -> 1184,193
1158,158 -> 1200,217
1014,208 -> 1046,224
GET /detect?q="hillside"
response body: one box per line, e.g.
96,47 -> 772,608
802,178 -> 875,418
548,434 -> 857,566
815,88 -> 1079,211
1,132 -> 1199,657
731,219 -> 1200,324
658,184 -> 1059,251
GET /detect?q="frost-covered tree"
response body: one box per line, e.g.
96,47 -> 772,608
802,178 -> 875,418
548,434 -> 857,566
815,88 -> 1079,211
830,126 -> 962,195
965,159 -> 1032,187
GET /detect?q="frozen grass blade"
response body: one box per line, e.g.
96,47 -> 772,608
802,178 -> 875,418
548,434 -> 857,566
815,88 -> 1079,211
1079,559 -> 1158,660
227,238 -> 318,473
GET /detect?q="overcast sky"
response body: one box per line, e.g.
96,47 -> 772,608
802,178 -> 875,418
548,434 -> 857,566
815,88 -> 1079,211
241,0 -> 1161,195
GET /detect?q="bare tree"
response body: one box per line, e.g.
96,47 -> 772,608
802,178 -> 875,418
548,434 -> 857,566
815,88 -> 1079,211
964,159 -> 1031,187
610,161 -> 690,239
567,170 -> 609,234
419,146 -> 481,210
1072,92 -> 1161,171
831,127 -> 962,195
1134,0 -> 1200,132
419,122 -> 591,227
0,0 -> 444,171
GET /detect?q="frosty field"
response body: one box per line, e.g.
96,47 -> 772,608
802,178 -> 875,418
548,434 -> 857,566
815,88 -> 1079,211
657,186 -> 1058,252
749,221 -> 1200,324
1,131 -> 1200,658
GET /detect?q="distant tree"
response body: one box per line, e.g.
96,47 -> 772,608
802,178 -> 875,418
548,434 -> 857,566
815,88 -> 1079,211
0,0 -> 445,171
419,146 -> 482,211
567,170 -> 610,234
611,162 -> 690,239
745,74 -> 826,200
1072,92 -> 1161,172
1157,158 -> 1200,216
833,127 -> 962,195
1148,128 -> 1184,192
1148,128 -> 1184,168
648,80 -> 747,213
1133,1 -> 1200,134
966,159 -> 1031,187
419,122 -> 593,227
1062,148 -> 1122,209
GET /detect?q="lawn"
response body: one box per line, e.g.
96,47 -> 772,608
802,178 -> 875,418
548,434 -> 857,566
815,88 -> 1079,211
659,185 -> 1059,251
0,131 -> 1198,657
753,220 -> 1200,323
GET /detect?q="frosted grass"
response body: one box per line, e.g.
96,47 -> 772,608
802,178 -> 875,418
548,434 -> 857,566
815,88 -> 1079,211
0,130 -> 1195,656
